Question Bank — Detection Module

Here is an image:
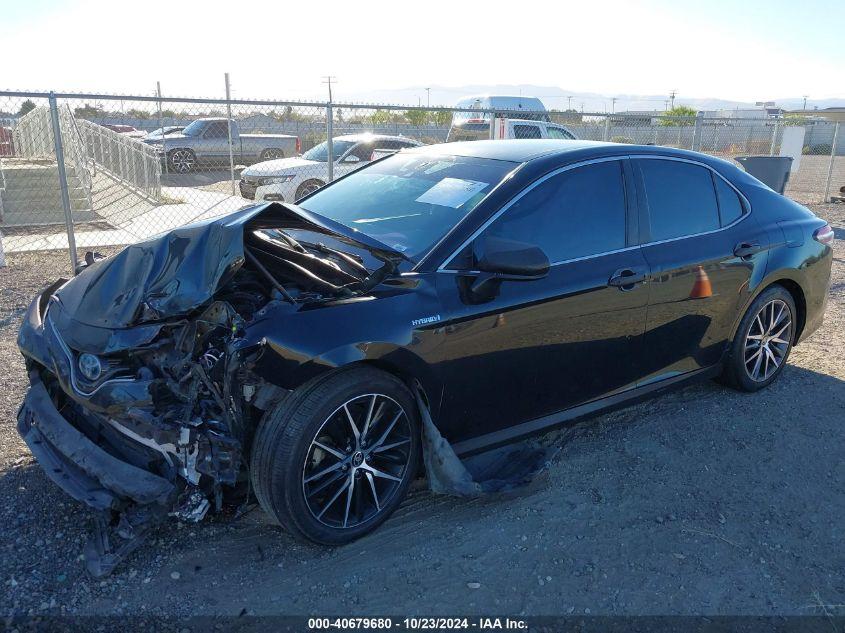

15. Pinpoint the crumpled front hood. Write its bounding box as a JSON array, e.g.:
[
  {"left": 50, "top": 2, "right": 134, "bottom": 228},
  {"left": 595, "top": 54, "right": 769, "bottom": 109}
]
[
  {"left": 51, "top": 202, "right": 406, "bottom": 331},
  {"left": 53, "top": 207, "right": 264, "bottom": 329}
]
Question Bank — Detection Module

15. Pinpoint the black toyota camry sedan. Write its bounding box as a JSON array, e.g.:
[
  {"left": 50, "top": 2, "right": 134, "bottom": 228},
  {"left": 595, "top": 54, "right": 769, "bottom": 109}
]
[{"left": 17, "top": 140, "right": 833, "bottom": 571}]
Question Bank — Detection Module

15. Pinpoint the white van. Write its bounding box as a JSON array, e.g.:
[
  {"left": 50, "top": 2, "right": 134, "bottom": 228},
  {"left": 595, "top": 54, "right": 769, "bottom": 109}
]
[
  {"left": 451, "top": 95, "right": 550, "bottom": 124},
  {"left": 447, "top": 95, "right": 575, "bottom": 142}
]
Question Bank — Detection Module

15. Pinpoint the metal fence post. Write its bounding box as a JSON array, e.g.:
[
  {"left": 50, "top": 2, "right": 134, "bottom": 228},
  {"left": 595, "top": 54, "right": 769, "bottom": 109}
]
[
  {"left": 48, "top": 93, "right": 78, "bottom": 275},
  {"left": 770, "top": 118, "right": 780, "bottom": 156},
  {"left": 224, "top": 73, "right": 237, "bottom": 196},
  {"left": 603, "top": 115, "right": 610, "bottom": 142},
  {"left": 824, "top": 122, "right": 840, "bottom": 203},
  {"left": 691, "top": 112, "right": 704, "bottom": 152},
  {"left": 157, "top": 81, "right": 168, "bottom": 176},
  {"left": 327, "top": 103, "right": 334, "bottom": 182}
]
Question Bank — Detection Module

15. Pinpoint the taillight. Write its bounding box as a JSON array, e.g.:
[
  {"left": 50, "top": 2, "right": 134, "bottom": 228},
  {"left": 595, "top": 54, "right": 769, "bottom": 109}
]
[
  {"left": 296, "top": 138, "right": 301, "bottom": 154},
  {"left": 813, "top": 224, "right": 834, "bottom": 246}
]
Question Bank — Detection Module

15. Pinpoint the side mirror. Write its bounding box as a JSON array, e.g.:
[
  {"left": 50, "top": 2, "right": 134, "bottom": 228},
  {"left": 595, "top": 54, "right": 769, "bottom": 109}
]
[
  {"left": 343, "top": 154, "right": 362, "bottom": 164},
  {"left": 474, "top": 235, "right": 550, "bottom": 278},
  {"left": 464, "top": 235, "right": 550, "bottom": 300}
]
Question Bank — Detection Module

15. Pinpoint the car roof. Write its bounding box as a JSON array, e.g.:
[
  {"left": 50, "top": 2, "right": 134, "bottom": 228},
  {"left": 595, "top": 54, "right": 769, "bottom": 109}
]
[
  {"left": 404, "top": 139, "right": 613, "bottom": 162},
  {"left": 404, "top": 139, "right": 736, "bottom": 167},
  {"left": 334, "top": 133, "right": 420, "bottom": 144}
]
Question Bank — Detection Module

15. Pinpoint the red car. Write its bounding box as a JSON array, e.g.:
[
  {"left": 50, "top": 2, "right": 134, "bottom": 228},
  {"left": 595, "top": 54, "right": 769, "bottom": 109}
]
[{"left": 0, "top": 126, "right": 14, "bottom": 156}]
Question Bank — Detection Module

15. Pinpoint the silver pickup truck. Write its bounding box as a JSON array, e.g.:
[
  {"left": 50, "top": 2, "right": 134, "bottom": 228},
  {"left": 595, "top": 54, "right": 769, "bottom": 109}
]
[{"left": 144, "top": 118, "right": 299, "bottom": 173}]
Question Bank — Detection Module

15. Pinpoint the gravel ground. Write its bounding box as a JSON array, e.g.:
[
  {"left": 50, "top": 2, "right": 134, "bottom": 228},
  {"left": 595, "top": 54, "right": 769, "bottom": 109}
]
[{"left": 1, "top": 205, "right": 843, "bottom": 618}]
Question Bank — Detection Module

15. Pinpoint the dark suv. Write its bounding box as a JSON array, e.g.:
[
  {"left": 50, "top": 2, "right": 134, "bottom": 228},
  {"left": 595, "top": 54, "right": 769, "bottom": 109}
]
[{"left": 17, "top": 140, "right": 833, "bottom": 573}]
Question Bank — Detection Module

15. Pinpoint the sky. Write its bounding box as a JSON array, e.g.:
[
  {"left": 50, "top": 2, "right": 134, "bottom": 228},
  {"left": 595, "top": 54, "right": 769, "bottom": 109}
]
[{"left": 1, "top": 0, "right": 843, "bottom": 106}]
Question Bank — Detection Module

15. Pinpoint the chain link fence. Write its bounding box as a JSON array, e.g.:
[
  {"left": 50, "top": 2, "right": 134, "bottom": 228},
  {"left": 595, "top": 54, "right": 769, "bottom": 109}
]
[{"left": 1, "top": 90, "right": 842, "bottom": 272}]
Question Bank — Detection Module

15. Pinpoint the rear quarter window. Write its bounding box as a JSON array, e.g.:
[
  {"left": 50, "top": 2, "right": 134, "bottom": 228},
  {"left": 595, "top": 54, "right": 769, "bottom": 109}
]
[{"left": 714, "top": 174, "right": 745, "bottom": 226}]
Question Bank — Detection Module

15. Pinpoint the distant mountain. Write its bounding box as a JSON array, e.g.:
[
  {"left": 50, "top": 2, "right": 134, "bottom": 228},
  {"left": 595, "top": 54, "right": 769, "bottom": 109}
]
[{"left": 340, "top": 84, "right": 844, "bottom": 113}]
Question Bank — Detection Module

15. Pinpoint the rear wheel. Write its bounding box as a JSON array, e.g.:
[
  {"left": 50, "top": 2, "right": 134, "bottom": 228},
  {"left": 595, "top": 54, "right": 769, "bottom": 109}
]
[
  {"left": 721, "top": 285, "right": 796, "bottom": 392},
  {"left": 168, "top": 148, "right": 196, "bottom": 174},
  {"left": 250, "top": 367, "right": 419, "bottom": 545},
  {"left": 260, "top": 148, "right": 285, "bottom": 160}
]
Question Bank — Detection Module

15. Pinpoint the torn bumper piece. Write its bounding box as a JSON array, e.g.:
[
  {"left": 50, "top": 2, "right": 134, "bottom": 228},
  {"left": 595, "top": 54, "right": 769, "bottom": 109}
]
[{"left": 17, "top": 374, "right": 175, "bottom": 511}]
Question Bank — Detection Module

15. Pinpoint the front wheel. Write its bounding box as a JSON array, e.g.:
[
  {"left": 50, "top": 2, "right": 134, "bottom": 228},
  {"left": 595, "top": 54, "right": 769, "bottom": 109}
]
[
  {"left": 721, "top": 285, "right": 796, "bottom": 392},
  {"left": 250, "top": 367, "right": 420, "bottom": 545},
  {"left": 295, "top": 179, "right": 324, "bottom": 200}
]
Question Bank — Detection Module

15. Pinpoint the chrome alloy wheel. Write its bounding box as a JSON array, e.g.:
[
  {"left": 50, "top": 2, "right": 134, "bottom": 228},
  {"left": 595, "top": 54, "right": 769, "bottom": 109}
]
[
  {"left": 299, "top": 181, "right": 322, "bottom": 197},
  {"left": 302, "top": 394, "right": 412, "bottom": 529},
  {"left": 169, "top": 149, "right": 195, "bottom": 173},
  {"left": 744, "top": 298, "right": 793, "bottom": 382}
]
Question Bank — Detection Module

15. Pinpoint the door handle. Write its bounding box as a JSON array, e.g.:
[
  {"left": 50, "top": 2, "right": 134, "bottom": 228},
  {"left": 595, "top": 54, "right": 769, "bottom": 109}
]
[
  {"left": 608, "top": 268, "right": 647, "bottom": 289},
  {"left": 733, "top": 242, "right": 765, "bottom": 259}
]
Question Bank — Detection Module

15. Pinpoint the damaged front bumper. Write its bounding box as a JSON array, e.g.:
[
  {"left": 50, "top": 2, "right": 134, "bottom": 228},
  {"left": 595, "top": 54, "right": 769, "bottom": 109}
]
[
  {"left": 17, "top": 371, "right": 176, "bottom": 510},
  {"left": 16, "top": 284, "right": 259, "bottom": 574}
]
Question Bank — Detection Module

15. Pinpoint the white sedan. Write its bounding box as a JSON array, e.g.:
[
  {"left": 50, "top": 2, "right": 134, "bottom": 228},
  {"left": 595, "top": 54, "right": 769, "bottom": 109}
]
[{"left": 239, "top": 133, "right": 422, "bottom": 202}]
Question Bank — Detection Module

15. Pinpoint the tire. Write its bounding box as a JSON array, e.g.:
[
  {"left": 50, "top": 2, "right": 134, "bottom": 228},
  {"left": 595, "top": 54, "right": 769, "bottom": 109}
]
[
  {"left": 295, "top": 179, "right": 324, "bottom": 200},
  {"left": 250, "top": 367, "right": 420, "bottom": 545},
  {"left": 260, "top": 148, "right": 285, "bottom": 161},
  {"left": 168, "top": 148, "right": 197, "bottom": 174},
  {"left": 720, "top": 285, "right": 796, "bottom": 392}
]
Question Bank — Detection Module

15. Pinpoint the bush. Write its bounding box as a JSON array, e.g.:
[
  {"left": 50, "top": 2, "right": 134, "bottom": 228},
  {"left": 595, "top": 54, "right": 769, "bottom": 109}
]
[
  {"left": 803, "top": 143, "right": 832, "bottom": 155},
  {"left": 611, "top": 136, "right": 635, "bottom": 144}
]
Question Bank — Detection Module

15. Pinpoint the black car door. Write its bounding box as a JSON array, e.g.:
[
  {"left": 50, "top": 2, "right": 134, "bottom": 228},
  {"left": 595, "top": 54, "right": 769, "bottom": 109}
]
[
  {"left": 434, "top": 158, "right": 651, "bottom": 445},
  {"left": 633, "top": 157, "right": 771, "bottom": 384}
]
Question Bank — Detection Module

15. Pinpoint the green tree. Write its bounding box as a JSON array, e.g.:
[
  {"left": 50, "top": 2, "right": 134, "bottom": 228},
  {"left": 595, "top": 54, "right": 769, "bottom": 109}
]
[
  {"left": 74, "top": 103, "right": 106, "bottom": 119},
  {"left": 369, "top": 109, "right": 393, "bottom": 126},
  {"left": 17, "top": 99, "right": 36, "bottom": 116},
  {"left": 782, "top": 113, "right": 808, "bottom": 126},
  {"left": 405, "top": 109, "right": 430, "bottom": 126},
  {"left": 659, "top": 105, "right": 698, "bottom": 126},
  {"left": 126, "top": 108, "right": 151, "bottom": 120},
  {"left": 431, "top": 110, "right": 452, "bottom": 126}
]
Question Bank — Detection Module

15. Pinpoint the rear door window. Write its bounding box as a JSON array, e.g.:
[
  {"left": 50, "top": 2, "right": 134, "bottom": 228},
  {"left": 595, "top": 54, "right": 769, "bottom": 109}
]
[
  {"left": 637, "top": 159, "right": 720, "bottom": 241},
  {"left": 478, "top": 160, "right": 627, "bottom": 263}
]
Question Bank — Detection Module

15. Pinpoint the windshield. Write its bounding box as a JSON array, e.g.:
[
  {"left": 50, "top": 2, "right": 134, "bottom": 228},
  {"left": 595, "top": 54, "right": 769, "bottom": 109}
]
[
  {"left": 302, "top": 140, "right": 356, "bottom": 162},
  {"left": 181, "top": 120, "right": 208, "bottom": 137},
  {"left": 298, "top": 153, "right": 516, "bottom": 260}
]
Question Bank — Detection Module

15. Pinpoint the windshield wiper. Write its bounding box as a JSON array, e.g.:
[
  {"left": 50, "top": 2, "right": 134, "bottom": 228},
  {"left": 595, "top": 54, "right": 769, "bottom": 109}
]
[{"left": 312, "top": 242, "right": 369, "bottom": 275}]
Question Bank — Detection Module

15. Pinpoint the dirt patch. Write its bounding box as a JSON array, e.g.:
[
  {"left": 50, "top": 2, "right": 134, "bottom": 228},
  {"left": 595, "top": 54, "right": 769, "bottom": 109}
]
[{"left": 1, "top": 207, "right": 843, "bottom": 617}]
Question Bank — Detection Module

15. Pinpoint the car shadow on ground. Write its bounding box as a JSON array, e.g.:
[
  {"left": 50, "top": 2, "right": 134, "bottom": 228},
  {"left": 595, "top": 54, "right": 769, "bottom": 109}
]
[
  {"left": 161, "top": 170, "right": 239, "bottom": 188},
  {"left": 2, "top": 363, "right": 843, "bottom": 616}
]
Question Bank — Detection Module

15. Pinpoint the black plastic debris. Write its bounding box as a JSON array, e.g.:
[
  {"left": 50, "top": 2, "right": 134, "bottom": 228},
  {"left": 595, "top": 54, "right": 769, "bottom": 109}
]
[{"left": 416, "top": 391, "right": 558, "bottom": 497}]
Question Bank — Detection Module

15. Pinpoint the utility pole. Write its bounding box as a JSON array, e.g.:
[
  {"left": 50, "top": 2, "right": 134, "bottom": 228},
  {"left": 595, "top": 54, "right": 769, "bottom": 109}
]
[
  {"left": 669, "top": 90, "right": 676, "bottom": 110},
  {"left": 426, "top": 87, "right": 430, "bottom": 107},
  {"left": 322, "top": 76, "right": 336, "bottom": 182},
  {"left": 567, "top": 95, "right": 573, "bottom": 111},
  {"left": 611, "top": 97, "right": 618, "bottom": 114},
  {"left": 802, "top": 95, "right": 809, "bottom": 110},
  {"left": 664, "top": 100, "right": 669, "bottom": 111},
  {"left": 224, "top": 73, "right": 236, "bottom": 196},
  {"left": 322, "top": 75, "right": 335, "bottom": 103}
]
